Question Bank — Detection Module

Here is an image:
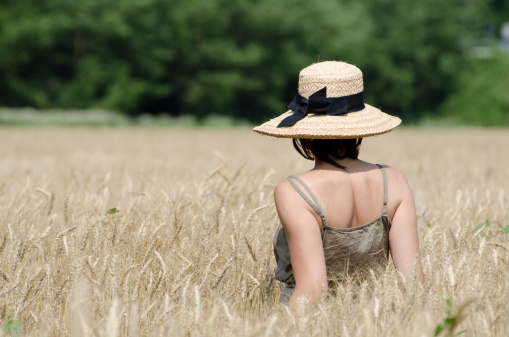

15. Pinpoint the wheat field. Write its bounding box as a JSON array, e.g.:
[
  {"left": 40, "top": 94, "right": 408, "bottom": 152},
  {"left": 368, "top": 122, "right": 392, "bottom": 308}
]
[{"left": 0, "top": 127, "right": 508, "bottom": 337}]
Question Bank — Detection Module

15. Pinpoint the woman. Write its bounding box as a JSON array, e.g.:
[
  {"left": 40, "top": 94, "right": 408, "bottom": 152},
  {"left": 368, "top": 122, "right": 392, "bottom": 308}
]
[{"left": 253, "top": 61, "right": 423, "bottom": 308}]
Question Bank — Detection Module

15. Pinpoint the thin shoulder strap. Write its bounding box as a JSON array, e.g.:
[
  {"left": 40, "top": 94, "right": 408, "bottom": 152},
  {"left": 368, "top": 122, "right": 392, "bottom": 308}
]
[
  {"left": 287, "top": 175, "right": 328, "bottom": 227},
  {"left": 376, "top": 164, "right": 388, "bottom": 215}
]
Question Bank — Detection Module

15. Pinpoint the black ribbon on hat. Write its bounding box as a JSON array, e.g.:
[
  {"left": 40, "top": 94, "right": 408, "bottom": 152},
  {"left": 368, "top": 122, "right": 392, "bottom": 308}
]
[{"left": 277, "top": 87, "right": 365, "bottom": 127}]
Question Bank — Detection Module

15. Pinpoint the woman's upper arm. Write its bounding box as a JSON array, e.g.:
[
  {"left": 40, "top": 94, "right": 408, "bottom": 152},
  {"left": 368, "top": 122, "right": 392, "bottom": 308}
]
[
  {"left": 274, "top": 181, "right": 328, "bottom": 300},
  {"left": 388, "top": 169, "right": 424, "bottom": 281}
]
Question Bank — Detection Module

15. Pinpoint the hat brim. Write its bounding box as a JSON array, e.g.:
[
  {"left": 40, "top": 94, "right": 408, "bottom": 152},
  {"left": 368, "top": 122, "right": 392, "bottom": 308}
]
[{"left": 253, "top": 104, "right": 401, "bottom": 139}]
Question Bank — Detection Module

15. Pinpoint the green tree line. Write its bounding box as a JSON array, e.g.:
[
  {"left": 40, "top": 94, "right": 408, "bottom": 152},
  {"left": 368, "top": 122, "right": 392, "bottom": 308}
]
[{"left": 0, "top": 0, "right": 507, "bottom": 124}]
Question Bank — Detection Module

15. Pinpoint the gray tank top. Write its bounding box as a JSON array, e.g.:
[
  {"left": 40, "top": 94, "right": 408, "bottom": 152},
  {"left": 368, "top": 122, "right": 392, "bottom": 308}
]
[{"left": 273, "top": 164, "right": 392, "bottom": 290}]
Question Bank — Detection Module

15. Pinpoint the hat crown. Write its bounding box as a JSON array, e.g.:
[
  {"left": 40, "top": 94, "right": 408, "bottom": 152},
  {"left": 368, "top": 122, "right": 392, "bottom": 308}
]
[
  {"left": 252, "top": 60, "right": 401, "bottom": 139},
  {"left": 298, "top": 61, "right": 364, "bottom": 98}
]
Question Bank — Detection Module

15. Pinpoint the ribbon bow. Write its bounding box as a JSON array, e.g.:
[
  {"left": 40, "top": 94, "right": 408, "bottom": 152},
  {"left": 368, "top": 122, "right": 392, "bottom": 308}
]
[{"left": 277, "top": 87, "right": 365, "bottom": 127}]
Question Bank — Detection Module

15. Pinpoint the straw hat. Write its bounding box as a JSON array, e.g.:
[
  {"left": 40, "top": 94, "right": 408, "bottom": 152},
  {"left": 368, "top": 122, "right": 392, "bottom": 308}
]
[{"left": 253, "top": 61, "right": 401, "bottom": 139}]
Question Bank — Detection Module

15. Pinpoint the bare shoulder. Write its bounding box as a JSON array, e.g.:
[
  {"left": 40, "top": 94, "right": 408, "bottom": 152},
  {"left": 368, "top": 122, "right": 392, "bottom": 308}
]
[
  {"left": 378, "top": 165, "right": 414, "bottom": 212},
  {"left": 380, "top": 165, "right": 411, "bottom": 188},
  {"left": 379, "top": 164, "right": 403, "bottom": 177},
  {"left": 274, "top": 175, "right": 316, "bottom": 211},
  {"left": 274, "top": 178, "right": 294, "bottom": 201},
  {"left": 273, "top": 177, "right": 306, "bottom": 208},
  {"left": 274, "top": 177, "right": 291, "bottom": 192}
]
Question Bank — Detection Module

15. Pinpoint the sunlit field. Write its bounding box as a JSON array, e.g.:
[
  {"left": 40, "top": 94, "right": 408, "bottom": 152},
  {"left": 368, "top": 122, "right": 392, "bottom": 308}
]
[{"left": 0, "top": 127, "right": 508, "bottom": 336}]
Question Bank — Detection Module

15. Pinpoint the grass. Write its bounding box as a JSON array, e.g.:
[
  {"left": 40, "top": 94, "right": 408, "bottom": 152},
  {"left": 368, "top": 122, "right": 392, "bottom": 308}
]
[
  {"left": 0, "top": 108, "right": 251, "bottom": 128},
  {"left": 0, "top": 127, "right": 508, "bottom": 336}
]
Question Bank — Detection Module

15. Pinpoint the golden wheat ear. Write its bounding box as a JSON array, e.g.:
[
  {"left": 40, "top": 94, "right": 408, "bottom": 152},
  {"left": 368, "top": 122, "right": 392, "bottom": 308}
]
[{"left": 1, "top": 128, "right": 506, "bottom": 336}]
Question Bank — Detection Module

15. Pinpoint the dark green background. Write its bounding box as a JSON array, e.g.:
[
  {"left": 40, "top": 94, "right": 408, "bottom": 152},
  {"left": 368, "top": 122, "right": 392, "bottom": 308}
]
[{"left": 1, "top": 0, "right": 508, "bottom": 125}]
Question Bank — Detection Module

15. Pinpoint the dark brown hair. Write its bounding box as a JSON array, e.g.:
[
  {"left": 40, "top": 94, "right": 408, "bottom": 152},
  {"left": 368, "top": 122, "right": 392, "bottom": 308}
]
[{"left": 292, "top": 138, "right": 362, "bottom": 170}]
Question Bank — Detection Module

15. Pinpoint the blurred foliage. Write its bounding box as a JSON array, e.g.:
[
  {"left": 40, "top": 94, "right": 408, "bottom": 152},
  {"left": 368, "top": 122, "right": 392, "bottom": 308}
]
[
  {"left": 0, "top": 0, "right": 506, "bottom": 124},
  {"left": 443, "top": 52, "right": 509, "bottom": 126}
]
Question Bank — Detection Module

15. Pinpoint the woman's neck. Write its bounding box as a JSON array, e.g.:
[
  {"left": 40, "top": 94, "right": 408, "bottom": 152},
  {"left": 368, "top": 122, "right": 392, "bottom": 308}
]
[{"left": 313, "top": 157, "right": 367, "bottom": 171}]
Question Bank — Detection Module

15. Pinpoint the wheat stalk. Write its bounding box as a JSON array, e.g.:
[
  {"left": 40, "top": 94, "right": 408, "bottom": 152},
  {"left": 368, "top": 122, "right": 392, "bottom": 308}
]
[{"left": 2, "top": 128, "right": 508, "bottom": 336}]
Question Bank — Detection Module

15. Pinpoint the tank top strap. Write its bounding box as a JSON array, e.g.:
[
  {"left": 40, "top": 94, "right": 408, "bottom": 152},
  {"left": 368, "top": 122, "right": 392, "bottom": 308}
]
[
  {"left": 287, "top": 175, "right": 329, "bottom": 227},
  {"left": 375, "top": 164, "right": 388, "bottom": 215}
]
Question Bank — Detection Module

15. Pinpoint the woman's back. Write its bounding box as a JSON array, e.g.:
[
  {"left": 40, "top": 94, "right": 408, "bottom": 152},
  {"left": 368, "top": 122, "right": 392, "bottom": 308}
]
[
  {"left": 287, "top": 159, "right": 397, "bottom": 230},
  {"left": 273, "top": 160, "right": 396, "bottom": 295}
]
